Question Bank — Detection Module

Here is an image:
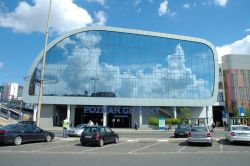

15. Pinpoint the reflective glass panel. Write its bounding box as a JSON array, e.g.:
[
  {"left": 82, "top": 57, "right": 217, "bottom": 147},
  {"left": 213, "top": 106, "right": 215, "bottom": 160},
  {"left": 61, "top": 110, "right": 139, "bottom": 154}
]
[{"left": 29, "top": 30, "right": 215, "bottom": 99}]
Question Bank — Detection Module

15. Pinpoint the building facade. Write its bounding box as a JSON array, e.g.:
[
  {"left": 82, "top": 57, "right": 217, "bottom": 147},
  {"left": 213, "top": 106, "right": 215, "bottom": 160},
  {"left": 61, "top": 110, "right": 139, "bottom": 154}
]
[
  {"left": 222, "top": 54, "right": 250, "bottom": 115},
  {"left": 1, "top": 82, "right": 19, "bottom": 101},
  {"left": 23, "top": 26, "right": 218, "bottom": 128}
]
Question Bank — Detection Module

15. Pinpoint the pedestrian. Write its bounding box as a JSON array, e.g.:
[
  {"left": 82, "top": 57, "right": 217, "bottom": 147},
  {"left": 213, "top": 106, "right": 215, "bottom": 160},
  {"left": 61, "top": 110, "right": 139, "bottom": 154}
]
[
  {"left": 88, "top": 120, "right": 94, "bottom": 126},
  {"left": 70, "top": 121, "right": 74, "bottom": 128},
  {"left": 62, "top": 118, "right": 70, "bottom": 138},
  {"left": 212, "top": 122, "right": 215, "bottom": 129},
  {"left": 134, "top": 121, "right": 138, "bottom": 130}
]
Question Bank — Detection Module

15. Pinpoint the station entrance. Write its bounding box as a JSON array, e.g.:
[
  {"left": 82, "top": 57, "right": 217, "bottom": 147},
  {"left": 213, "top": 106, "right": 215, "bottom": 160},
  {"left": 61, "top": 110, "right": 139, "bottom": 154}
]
[{"left": 74, "top": 106, "right": 131, "bottom": 128}]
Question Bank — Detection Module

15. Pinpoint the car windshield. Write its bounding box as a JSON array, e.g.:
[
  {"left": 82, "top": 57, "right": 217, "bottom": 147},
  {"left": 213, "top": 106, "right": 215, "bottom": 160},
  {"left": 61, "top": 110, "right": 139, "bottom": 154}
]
[
  {"left": 178, "top": 125, "right": 189, "bottom": 129},
  {"left": 84, "top": 127, "right": 99, "bottom": 133},
  {"left": 232, "top": 126, "right": 250, "bottom": 131},
  {"left": 76, "top": 124, "right": 86, "bottom": 128},
  {"left": 191, "top": 127, "right": 208, "bottom": 132}
]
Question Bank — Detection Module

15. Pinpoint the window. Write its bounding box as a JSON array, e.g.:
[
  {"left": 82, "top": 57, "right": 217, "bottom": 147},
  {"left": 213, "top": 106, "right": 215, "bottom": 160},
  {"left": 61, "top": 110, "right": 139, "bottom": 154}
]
[
  {"left": 218, "top": 82, "right": 223, "bottom": 89},
  {"left": 30, "top": 30, "right": 215, "bottom": 100},
  {"left": 105, "top": 127, "right": 112, "bottom": 134}
]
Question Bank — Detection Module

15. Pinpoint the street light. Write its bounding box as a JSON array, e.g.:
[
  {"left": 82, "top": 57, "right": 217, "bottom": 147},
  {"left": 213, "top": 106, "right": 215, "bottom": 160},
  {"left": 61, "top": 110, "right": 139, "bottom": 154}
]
[
  {"left": 36, "top": 0, "right": 52, "bottom": 126},
  {"left": 91, "top": 77, "right": 99, "bottom": 96}
]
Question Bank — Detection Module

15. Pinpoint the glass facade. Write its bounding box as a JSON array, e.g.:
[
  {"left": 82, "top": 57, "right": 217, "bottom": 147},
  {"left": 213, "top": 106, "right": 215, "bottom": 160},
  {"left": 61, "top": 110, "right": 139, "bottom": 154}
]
[
  {"left": 29, "top": 30, "right": 215, "bottom": 99},
  {"left": 224, "top": 69, "right": 250, "bottom": 112}
]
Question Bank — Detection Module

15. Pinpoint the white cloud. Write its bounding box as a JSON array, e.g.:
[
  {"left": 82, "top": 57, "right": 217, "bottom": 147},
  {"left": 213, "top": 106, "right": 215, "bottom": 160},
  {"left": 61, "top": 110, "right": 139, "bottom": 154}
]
[
  {"left": 95, "top": 11, "right": 107, "bottom": 26},
  {"left": 134, "top": 0, "right": 142, "bottom": 7},
  {"left": 214, "top": 0, "right": 228, "bottom": 7},
  {"left": 183, "top": 4, "right": 190, "bottom": 9},
  {"left": 148, "top": 0, "right": 154, "bottom": 4},
  {"left": 0, "top": 0, "right": 101, "bottom": 34},
  {"left": 245, "top": 29, "right": 250, "bottom": 32},
  {"left": 56, "top": 35, "right": 209, "bottom": 98},
  {"left": 86, "top": 0, "right": 106, "bottom": 6},
  {"left": 216, "top": 35, "right": 250, "bottom": 62},
  {"left": 0, "top": 62, "right": 4, "bottom": 69},
  {"left": 158, "top": 0, "right": 168, "bottom": 16},
  {"left": 158, "top": 0, "right": 175, "bottom": 17}
]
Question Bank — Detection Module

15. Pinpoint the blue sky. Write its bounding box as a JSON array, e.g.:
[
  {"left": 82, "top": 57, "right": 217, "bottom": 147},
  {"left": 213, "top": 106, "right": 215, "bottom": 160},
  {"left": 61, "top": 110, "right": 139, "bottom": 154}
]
[{"left": 0, "top": 0, "right": 250, "bottom": 85}]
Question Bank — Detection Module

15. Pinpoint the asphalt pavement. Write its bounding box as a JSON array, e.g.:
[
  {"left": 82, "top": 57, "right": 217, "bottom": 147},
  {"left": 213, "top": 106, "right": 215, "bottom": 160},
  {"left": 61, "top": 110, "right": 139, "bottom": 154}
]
[
  {"left": 50, "top": 127, "right": 225, "bottom": 142},
  {"left": 0, "top": 137, "right": 249, "bottom": 166}
]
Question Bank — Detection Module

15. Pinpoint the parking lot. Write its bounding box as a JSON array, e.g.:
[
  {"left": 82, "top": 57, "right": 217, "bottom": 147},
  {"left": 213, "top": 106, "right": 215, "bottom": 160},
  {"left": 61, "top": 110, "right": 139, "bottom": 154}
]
[{"left": 0, "top": 138, "right": 249, "bottom": 155}]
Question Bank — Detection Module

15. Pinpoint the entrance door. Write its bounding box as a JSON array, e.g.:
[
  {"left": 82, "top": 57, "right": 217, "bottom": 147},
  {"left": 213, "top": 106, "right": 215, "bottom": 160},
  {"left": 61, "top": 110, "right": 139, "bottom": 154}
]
[
  {"left": 75, "top": 106, "right": 103, "bottom": 126},
  {"left": 108, "top": 114, "right": 131, "bottom": 128}
]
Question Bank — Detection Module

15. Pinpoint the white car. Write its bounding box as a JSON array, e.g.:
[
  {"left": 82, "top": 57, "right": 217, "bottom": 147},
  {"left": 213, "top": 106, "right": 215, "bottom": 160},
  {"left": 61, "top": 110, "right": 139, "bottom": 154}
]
[
  {"left": 68, "top": 124, "right": 87, "bottom": 137},
  {"left": 225, "top": 125, "right": 250, "bottom": 144},
  {"left": 187, "top": 126, "right": 213, "bottom": 146}
]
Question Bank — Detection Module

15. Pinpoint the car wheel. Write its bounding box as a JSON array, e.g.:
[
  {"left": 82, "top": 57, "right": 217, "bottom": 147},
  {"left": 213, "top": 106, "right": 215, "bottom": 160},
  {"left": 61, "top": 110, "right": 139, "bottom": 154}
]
[
  {"left": 81, "top": 142, "right": 86, "bottom": 146},
  {"left": 99, "top": 139, "right": 104, "bottom": 147},
  {"left": 45, "top": 134, "right": 52, "bottom": 142},
  {"left": 187, "top": 142, "right": 192, "bottom": 146},
  {"left": 14, "top": 136, "right": 23, "bottom": 146},
  {"left": 227, "top": 137, "right": 231, "bottom": 144},
  {"left": 114, "top": 137, "right": 119, "bottom": 143},
  {"left": 208, "top": 143, "right": 212, "bottom": 147}
]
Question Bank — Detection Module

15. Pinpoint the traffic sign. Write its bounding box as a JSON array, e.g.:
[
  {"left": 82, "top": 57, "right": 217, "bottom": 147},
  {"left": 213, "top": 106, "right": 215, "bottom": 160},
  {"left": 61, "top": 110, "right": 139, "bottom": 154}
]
[{"left": 239, "top": 106, "right": 245, "bottom": 116}]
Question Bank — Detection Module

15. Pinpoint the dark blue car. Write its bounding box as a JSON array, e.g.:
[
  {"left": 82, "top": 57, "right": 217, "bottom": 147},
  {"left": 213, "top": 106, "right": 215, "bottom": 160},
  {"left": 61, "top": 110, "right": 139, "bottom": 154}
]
[
  {"left": 174, "top": 125, "right": 191, "bottom": 138},
  {"left": 0, "top": 124, "right": 55, "bottom": 145}
]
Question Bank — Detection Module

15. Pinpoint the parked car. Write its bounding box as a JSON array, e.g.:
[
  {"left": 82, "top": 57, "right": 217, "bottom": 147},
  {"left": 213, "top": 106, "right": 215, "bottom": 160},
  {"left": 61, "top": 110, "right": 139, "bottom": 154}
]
[
  {"left": 68, "top": 124, "right": 88, "bottom": 137},
  {"left": 80, "top": 126, "right": 119, "bottom": 147},
  {"left": 0, "top": 124, "right": 55, "bottom": 145},
  {"left": 174, "top": 125, "right": 191, "bottom": 138},
  {"left": 187, "top": 126, "right": 213, "bottom": 146},
  {"left": 225, "top": 125, "right": 250, "bottom": 144}
]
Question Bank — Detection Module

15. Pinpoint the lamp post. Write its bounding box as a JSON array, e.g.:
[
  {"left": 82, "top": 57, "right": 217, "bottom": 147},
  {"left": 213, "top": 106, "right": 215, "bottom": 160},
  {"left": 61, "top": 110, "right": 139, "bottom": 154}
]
[
  {"left": 91, "top": 77, "right": 99, "bottom": 96},
  {"left": 36, "top": 0, "right": 52, "bottom": 126}
]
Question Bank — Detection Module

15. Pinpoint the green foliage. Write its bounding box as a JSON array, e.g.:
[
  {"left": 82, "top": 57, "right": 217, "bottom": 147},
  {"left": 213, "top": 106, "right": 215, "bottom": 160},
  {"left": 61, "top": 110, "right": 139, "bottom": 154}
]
[
  {"left": 232, "top": 101, "right": 239, "bottom": 117},
  {"left": 149, "top": 116, "right": 159, "bottom": 126},
  {"left": 245, "top": 108, "right": 250, "bottom": 117},
  {"left": 166, "top": 118, "right": 182, "bottom": 125},
  {"left": 179, "top": 107, "right": 191, "bottom": 120}
]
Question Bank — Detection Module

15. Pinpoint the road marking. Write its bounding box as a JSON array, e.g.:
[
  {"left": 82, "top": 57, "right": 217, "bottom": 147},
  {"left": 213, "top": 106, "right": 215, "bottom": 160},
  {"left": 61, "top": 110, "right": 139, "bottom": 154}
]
[
  {"left": 127, "top": 142, "right": 163, "bottom": 154},
  {"left": 177, "top": 146, "right": 187, "bottom": 153},
  {"left": 220, "top": 136, "right": 223, "bottom": 153},
  {"left": 31, "top": 144, "right": 73, "bottom": 152},
  {"left": 80, "top": 142, "right": 127, "bottom": 153}
]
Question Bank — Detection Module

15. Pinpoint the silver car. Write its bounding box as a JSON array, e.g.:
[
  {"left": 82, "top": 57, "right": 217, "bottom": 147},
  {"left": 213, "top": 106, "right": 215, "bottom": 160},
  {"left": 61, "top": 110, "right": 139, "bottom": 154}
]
[
  {"left": 187, "top": 126, "right": 213, "bottom": 146},
  {"left": 225, "top": 125, "right": 250, "bottom": 144},
  {"left": 68, "top": 124, "right": 87, "bottom": 137}
]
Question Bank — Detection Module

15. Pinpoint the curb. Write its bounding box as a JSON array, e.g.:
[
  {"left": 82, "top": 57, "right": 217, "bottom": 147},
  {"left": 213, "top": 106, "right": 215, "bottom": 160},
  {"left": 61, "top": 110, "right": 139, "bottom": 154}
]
[{"left": 54, "top": 137, "right": 222, "bottom": 143}]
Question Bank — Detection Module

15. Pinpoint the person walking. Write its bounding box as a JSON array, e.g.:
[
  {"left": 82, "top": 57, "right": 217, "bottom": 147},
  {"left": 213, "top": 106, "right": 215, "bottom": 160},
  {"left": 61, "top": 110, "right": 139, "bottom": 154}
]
[
  {"left": 63, "top": 118, "right": 70, "bottom": 138},
  {"left": 134, "top": 121, "right": 138, "bottom": 130},
  {"left": 88, "top": 120, "right": 94, "bottom": 126}
]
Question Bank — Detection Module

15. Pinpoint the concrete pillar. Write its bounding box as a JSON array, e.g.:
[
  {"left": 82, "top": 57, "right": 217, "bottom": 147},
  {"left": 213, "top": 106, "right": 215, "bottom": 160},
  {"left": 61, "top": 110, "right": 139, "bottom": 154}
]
[
  {"left": 103, "top": 111, "right": 107, "bottom": 126},
  {"left": 173, "top": 107, "right": 177, "bottom": 119},
  {"left": 33, "top": 104, "right": 37, "bottom": 122},
  {"left": 206, "top": 106, "right": 209, "bottom": 125},
  {"left": 139, "top": 108, "right": 142, "bottom": 127},
  {"left": 67, "top": 104, "right": 70, "bottom": 121},
  {"left": 70, "top": 105, "right": 75, "bottom": 125}
]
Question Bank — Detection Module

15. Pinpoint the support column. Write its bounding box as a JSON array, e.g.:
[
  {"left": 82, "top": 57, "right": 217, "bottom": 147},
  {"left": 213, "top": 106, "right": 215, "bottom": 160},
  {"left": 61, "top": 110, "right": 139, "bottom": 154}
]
[
  {"left": 103, "top": 111, "right": 107, "bottom": 127},
  {"left": 67, "top": 104, "right": 70, "bottom": 121},
  {"left": 206, "top": 106, "right": 209, "bottom": 125},
  {"left": 139, "top": 108, "right": 142, "bottom": 127},
  {"left": 173, "top": 107, "right": 177, "bottom": 119},
  {"left": 70, "top": 105, "right": 76, "bottom": 126},
  {"left": 33, "top": 104, "right": 37, "bottom": 122}
]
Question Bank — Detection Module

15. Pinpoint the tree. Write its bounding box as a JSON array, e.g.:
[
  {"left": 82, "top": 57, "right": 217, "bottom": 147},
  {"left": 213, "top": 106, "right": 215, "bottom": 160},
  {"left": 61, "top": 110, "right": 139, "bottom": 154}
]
[
  {"left": 232, "top": 101, "right": 239, "bottom": 117},
  {"left": 178, "top": 107, "right": 191, "bottom": 120}
]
